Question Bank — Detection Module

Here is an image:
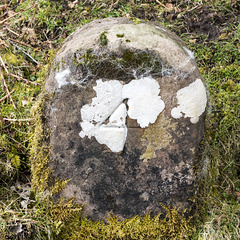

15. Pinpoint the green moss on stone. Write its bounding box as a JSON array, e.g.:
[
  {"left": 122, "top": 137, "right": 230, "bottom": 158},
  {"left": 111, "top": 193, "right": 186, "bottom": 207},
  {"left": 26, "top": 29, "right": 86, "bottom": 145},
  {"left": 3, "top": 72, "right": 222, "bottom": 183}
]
[
  {"left": 99, "top": 31, "right": 108, "bottom": 47},
  {"left": 57, "top": 204, "right": 193, "bottom": 239},
  {"left": 29, "top": 61, "right": 68, "bottom": 196},
  {"left": 116, "top": 33, "right": 124, "bottom": 38}
]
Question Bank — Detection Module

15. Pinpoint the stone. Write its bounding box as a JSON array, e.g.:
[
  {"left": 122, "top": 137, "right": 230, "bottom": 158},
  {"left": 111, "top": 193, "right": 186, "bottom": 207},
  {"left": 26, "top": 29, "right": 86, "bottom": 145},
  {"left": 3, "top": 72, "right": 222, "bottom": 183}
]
[{"left": 42, "top": 18, "right": 207, "bottom": 221}]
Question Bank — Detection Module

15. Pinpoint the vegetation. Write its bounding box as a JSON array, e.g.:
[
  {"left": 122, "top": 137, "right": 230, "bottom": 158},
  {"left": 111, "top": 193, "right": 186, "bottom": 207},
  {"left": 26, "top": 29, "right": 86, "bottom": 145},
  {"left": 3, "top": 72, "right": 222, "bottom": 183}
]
[{"left": 0, "top": 0, "right": 239, "bottom": 239}]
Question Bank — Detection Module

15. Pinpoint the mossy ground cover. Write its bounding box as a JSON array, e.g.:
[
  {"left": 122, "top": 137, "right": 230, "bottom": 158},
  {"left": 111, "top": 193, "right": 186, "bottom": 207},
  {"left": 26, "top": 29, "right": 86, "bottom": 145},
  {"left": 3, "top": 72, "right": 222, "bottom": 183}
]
[{"left": 0, "top": 0, "right": 239, "bottom": 239}]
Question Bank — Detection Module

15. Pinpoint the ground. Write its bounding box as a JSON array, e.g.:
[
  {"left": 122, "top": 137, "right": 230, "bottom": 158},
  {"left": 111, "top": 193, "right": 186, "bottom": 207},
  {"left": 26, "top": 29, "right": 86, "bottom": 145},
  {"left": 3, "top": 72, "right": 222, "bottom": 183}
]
[{"left": 0, "top": 0, "right": 239, "bottom": 239}]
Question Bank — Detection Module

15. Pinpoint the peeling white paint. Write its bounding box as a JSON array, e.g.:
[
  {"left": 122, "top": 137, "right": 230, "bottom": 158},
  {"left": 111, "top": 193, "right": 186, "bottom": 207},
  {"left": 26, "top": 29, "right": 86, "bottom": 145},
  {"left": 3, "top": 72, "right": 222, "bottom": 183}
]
[
  {"left": 94, "top": 103, "right": 128, "bottom": 152},
  {"left": 55, "top": 68, "right": 71, "bottom": 88},
  {"left": 95, "top": 125, "right": 127, "bottom": 153},
  {"left": 79, "top": 77, "right": 164, "bottom": 152},
  {"left": 122, "top": 77, "right": 165, "bottom": 128},
  {"left": 79, "top": 79, "right": 126, "bottom": 152},
  {"left": 80, "top": 79, "right": 123, "bottom": 125},
  {"left": 171, "top": 79, "right": 207, "bottom": 124},
  {"left": 109, "top": 103, "right": 127, "bottom": 127}
]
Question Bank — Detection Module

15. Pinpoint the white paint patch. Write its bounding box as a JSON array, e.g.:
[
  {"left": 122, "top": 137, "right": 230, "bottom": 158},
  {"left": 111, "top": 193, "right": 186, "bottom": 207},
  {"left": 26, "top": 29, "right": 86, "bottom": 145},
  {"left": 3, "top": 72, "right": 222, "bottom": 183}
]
[
  {"left": 79, "top": 77, "right": 165, "bottom": 152},
  {"left": 122, "top": 77, "right": 165, "bottom": 128},
  {"left": 95, "top": 125, "right": 127, "bottom": 153},
  {"left": 55, "top": 68, "right": 71, "bottom": 88},
  {"left": 79, "top": 79, "right": 126, "bottom": 152},
  {"left": 109, "top": 103, "right": 127, "bottom": 127},
  {"left": 94, "top": 103, "right": 128, "bottom": 152},
  {"left": 171, "top": 79, "right": 207, "bottom": 124},
  {"left": 183, "top": 46, "right": 195, "bottom": 59},
  {"left": 80, "top": 79, "right": 123, "bottom": 126}
]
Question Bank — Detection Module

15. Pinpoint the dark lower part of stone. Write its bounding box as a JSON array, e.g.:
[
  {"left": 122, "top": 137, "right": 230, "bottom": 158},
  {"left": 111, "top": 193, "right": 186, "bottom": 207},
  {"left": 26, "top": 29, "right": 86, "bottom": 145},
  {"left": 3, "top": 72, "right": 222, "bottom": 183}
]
[
  {"left": 51, "top": 136, "right": 197, "bottom": 220},
  {"left": 48, "top": 106, "right": 201, "bottom": 221}
]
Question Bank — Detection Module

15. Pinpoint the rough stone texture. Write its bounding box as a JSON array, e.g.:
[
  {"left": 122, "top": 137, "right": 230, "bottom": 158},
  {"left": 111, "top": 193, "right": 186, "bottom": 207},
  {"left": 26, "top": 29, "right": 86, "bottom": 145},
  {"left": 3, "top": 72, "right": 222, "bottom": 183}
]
[{"left": 43, "top": 18, "right": 207, "bottom": 221}]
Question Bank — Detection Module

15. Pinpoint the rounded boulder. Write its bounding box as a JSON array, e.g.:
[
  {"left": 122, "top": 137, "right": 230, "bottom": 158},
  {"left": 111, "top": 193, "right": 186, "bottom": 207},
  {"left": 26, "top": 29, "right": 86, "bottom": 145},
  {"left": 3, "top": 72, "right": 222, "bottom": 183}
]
[{"left": 42, "top": 18, "right": 207, "bottom": 220}]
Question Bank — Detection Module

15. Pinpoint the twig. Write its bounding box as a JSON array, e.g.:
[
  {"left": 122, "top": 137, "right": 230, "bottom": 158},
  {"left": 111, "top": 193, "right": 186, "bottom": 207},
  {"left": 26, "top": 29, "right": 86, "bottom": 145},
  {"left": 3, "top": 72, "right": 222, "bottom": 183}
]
[
  {"left": 5, "top": 27, "right": 20, "bottom": 37},
  {"left": 0, "top": 89, "right": 14, "bottom": 102},
  {"left": 3, "top": 118, "right": 33, "bottom": 122},
  {"left": 187, "top": 5, "right": 200, "bottom": 12},
  {"left": 20, "top": 4, "right": 38, "bottom": 41},
  {"left": 9, "top": 38, "right": 38, "bottom": 49},
  {"left": 0, "top": 39, "right": 9, "bottom": 47},
  {"left": 0, "top": 5, "right": 32, "bottom": 25},
  {"left": 224, "top": 174, "right": 235, "bottom": 191},
  {"left": 0, "top": 12, "right": 21, "bottom": 25},
  {"left": 8, "top": 40, "right": 39, "bottom": 65},
  {"left": 0, "top": 0, "right": 23, "bottom": 19},
  {"left": 156, "top": 0, "right": 166, "bottom": 8},
  {"left": 0, "top": 70, "right": 16, "bottom": 108},
  {"left": 9, "top": 73, "right": 40, "bottom": 86},
  {"left": 0, "top": 54, "right": 9, "bottom": 74},
  {"left": 108, "top": 0, "right": 119, "bottom": 12},
  {"left": 0, "top": 59, "right": 16, "bottom": 109}
]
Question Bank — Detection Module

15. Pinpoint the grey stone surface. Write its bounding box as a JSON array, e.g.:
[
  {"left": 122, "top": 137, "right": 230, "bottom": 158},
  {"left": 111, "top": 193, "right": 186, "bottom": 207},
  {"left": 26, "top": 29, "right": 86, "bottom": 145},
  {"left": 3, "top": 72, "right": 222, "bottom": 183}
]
[{"left": 43, "top": 18, "right": 207, "bottom": 220}]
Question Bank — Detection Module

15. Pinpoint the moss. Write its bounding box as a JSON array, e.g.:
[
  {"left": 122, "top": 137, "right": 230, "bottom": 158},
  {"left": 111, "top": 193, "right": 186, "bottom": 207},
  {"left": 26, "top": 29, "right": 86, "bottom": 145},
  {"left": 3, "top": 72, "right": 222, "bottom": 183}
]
[
  {"left": 29, "top": 95, "right": 51, "bottom": 193},
  {"left": 74, "top": 47, "right": 172, "bottom": 83},
  {"left": 140, "top": 112, "right": 176, "bottom": 162},
  {"left": 129, "top": 17, "right": 143, "bottom": 25},
  {"left": 99, "top": 31, "right": 108, "bottom": 47},
  {"left": 2, "top": 53, "right": 21, "bottom": 66},
  {"left": 116, "top": 33, "right": 124, "bottom": 38},
  {"left": 29, "top": 95, "right": 70, "bottom": 197},
  {"left": 58, "top": 206, "right": 193, "bottom": 240},
  {"left": 28, "top": 58, "right": 68, "bottom": 196}
]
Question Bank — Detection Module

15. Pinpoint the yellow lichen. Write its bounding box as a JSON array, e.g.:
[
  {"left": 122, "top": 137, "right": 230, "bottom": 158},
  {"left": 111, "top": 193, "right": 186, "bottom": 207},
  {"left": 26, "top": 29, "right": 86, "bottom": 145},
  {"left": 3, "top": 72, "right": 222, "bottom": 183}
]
[{"left": 140, "top": 111, "right": 176, "bottom": 162}]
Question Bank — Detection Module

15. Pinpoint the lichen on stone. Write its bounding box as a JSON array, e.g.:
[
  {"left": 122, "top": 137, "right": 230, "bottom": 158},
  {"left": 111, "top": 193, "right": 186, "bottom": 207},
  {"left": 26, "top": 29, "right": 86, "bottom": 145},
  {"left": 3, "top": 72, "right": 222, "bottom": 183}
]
[
  {"left": 55, "top": 68, "right": 71, "bottom": 88},
  {"left": 79, "top": 79, "right": 126, "bottom": 152},
  {"left": 140, "top": 112, "right": 176, "bottom": 162}
]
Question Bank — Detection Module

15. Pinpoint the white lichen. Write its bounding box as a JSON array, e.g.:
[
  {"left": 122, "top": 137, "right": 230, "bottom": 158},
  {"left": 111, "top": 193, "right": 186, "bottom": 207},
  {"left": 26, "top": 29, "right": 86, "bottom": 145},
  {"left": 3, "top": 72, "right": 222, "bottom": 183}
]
[
  {"left": 183, "top": 46, "right": 195, "bottom": 59},
  {"left": 122, "top": 77, "right": 165, "bottom": 128},
  {"left": 171, "top": 78, "right": 207, "bottom": 123},
  {"left": 55, "top": 68, "right": 71, "bottom": 88},
  {"left": 79, "top": 77, "right": 165, "bottom": 152}
]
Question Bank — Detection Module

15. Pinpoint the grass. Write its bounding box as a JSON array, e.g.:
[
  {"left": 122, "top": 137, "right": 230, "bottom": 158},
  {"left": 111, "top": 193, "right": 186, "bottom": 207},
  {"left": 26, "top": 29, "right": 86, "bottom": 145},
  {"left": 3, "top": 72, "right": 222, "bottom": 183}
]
[{"left": 0, "top": 0, "right": 239, "bottom": 239}]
